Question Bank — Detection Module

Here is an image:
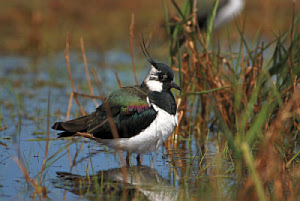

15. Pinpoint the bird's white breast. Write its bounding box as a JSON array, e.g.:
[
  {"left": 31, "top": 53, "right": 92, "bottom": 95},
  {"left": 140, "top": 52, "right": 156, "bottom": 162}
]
[{"left": 101, "top": 104, "right": 177, "bottom": 154}]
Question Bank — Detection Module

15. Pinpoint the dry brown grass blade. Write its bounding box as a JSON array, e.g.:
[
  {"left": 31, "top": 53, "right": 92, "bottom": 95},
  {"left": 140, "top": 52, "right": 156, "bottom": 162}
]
[
  {"left": 165, "top": 98, "right": 182, "bottom": 150},
  {"left": 74, "top": 132, "right": 101, "bottom": 142},
  {"left": 66, "top": 92, "right": 73, "bottom": 121},
  {"left": 91, "top": 69, "right": 105, "bottom": 96},
  {"left": 62, "top": 35, "right": 129, "bottom": 192},
  {"left": 91, "top": 68, "right": 127, "bottom": 178},
  {"left": 12, "top": 156, "right": 47, "bottom": 199},
  {"left": 64, "top": 35, "right": 83, "bottom": 167},
  {"left": 92, "top": 77, "right": 129, "bottom": 198},
  {"left": 12, "top": 156, "right": 36, "bottom": 187},
  {"left": 64, "top": 34, "right": 86, "bottom": 116},
  {"left": 73, "top": 90, "right": 86, "bottom": 116},
  {"left": 129, "top": 13, "right": 138, "bottom": 85},
  {"left": 73, "top": 91, "right": 105, "bottom": 100},
  {"left": 0, "top": 142, "right": 7, "bottom": 148},
  {"left": 180, "top": 53, "right": 189, "bottom": 125},
  {"left": 91, "top": 70, "right": 123, "bottom": 153},
  {"left": 80, "top": 37, "right": 98, "bottom": 107},
  {"left": 0, "top": 126, "right": 8, "bottom": 132},
  {"left": 115, "top": 72, "right": 123, "bottom": 88},
  {"left": 65, "top": 33, "right": 75, "bottom": 92}
]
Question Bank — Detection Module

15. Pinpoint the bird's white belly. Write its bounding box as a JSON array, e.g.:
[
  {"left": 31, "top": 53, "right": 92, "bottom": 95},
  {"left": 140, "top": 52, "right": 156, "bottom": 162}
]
[{"left": 101, "top": 105, "right": 177, "bottom": 154}]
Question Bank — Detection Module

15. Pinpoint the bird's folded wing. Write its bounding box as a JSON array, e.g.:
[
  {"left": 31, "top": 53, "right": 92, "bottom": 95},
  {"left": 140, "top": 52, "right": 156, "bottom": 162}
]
[{"left": 89, "top": 86, "right": 157, "bottom": 139}]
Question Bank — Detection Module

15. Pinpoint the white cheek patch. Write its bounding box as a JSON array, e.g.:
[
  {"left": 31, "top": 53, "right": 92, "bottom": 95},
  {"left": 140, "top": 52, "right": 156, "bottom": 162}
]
[
  {"left": 146, "top": 80, "right": 163, "bottom": 92},
  {"left": 144, "top": 65, "right": 163, "bottom": 92}
]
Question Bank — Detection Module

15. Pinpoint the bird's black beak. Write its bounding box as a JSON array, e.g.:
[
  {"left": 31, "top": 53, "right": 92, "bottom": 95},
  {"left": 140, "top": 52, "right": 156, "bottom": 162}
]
[{"left": 170, "top": 81, "right": 181, "bottom": 90}]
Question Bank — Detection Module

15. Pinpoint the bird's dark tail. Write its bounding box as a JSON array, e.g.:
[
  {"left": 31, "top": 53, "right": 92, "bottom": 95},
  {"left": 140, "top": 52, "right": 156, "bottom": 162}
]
[{"left": 52, "top": 115, "right": 91, "bottom": 138}]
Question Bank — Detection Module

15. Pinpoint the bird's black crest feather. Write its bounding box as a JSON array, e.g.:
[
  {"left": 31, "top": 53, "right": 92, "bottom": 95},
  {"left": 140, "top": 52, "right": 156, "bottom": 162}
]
[{"left": 140, "top": 36, "right": 156, "bottom": 66}]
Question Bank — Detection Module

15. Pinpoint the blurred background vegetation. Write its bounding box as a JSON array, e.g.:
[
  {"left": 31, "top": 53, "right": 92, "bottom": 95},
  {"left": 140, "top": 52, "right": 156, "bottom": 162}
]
[{"left": 0, "top": 0, "right": 298, "bottom": 56}]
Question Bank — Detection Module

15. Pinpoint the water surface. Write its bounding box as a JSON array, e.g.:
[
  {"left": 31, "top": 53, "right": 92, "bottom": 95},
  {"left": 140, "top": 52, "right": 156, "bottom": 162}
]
[{"left": 0, "top": 52, "right": 234, "bottom": 200}]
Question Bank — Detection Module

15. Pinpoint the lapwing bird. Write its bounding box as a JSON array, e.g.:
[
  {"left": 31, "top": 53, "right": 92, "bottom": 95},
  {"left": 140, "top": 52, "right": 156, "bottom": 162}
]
[
  {"left": 52, "top": 46, "right": 180, "bottom": 164},
  {"left": 197, "top": 0, "right": 245, "bottom": 30},
  {"left": 169, "top": 0, "right": 244, "bottom": 31},
  {"left": 168, "top": 0, "right": 244, "bottom": 53}
]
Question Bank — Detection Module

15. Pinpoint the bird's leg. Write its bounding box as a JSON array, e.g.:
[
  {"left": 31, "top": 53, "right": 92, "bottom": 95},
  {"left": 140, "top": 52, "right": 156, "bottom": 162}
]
[
  {"left": 136, "top": 154, "right": 142, "bottom": 166},
  {"left": 126, "top": 152, "right": 131, "bottom": 166}
]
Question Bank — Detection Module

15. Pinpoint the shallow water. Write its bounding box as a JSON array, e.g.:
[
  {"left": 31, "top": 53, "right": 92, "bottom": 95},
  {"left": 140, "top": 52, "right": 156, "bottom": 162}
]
[{"left": 0, "top": 52, "right": 235, "bottom": 200}]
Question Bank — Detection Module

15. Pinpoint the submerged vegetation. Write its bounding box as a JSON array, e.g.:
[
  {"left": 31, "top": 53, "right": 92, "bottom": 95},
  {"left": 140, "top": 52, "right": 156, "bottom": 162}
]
[{"left": 0, "top": 0, "right": 299, "bottom": 200}]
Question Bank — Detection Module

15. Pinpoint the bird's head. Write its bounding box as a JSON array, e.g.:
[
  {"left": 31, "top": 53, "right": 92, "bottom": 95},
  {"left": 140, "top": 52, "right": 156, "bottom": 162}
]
[
  {"left": 140, "top": 39, "right": 180, "bottom": 92},
  {"left": 142, "top": 60, "right": 181, "bottom": 92}
]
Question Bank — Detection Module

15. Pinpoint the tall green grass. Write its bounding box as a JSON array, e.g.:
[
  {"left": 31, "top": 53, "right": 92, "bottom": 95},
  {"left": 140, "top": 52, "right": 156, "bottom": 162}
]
[{"left": 164, "top": 0, "right": 300, "bottom": 200}]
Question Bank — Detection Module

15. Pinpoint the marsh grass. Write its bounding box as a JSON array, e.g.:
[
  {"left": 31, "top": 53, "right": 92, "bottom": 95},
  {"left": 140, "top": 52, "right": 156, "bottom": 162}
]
[
  {"left": 11, "top": 92, "right": 51, "bottom": 199},
  {"left": 8, "top": 0, "right": 300, "bottom": 200},
  {"left": 52, "top": 2, "right": 300, "bottom": 196},
  {"left": 163, "top": 0, "right": 300, "bottom": 200}
]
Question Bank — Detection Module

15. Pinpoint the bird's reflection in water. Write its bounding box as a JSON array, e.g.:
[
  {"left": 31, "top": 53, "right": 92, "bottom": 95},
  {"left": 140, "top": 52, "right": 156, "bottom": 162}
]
[{"left": 53, "top": 165, "right": 178, "bottom": 201}]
